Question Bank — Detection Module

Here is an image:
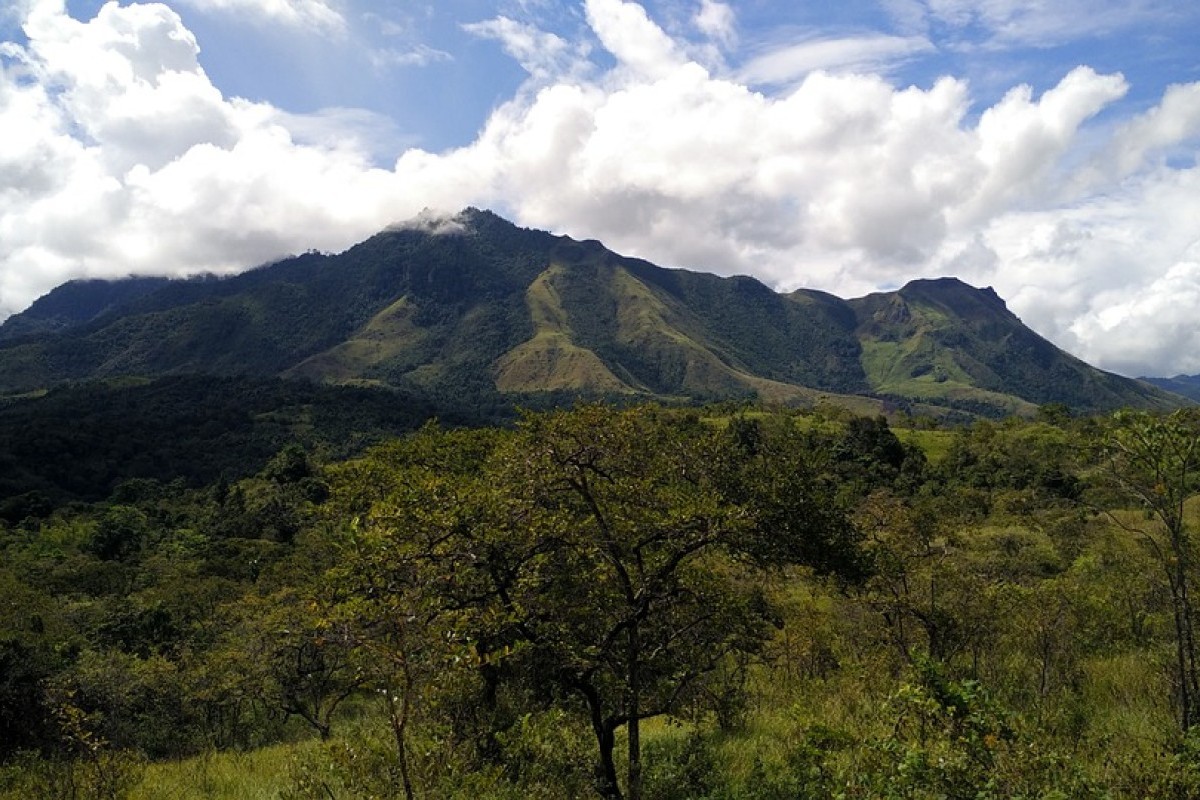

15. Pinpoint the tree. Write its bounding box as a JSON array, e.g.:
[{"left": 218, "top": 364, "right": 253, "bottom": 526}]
[
  {"left": 326, "top": 424, "right": 507, "bottom": 800},
  {"left": 335, "top": 406, "right": 864, "bottom": 799},
  {"left": 1095, "top": 409, "right": 1200, "bottom": 729},
  {"left": 488, "top": 405, "right": 773, "bottom": 800},
  {"left": 224, "top": 589, "right": 363, "bottom": 741}
]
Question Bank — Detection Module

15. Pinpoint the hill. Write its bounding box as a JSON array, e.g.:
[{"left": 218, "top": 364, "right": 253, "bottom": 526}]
[
  {"left": 1142, "top": 374, "right": 1200, "bottom": 403},
  {"left": 0, "top": 375, "right": 459, "bottom": 510},
  {"left": 0, "top": 209, "right": 1181, "bottom": 417}
]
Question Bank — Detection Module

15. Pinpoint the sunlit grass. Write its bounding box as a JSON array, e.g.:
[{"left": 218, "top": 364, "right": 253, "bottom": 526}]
[
  {"left": 894, "top": 426, "right": 955, "bottom": 462},
  {"left": 132, "top": 741, "right": 312, "bottom": 800}
]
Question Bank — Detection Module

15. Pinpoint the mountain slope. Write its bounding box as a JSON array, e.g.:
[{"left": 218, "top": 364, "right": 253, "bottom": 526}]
[
  {"left": 0, "top": 209, "right": 1181, "bottom": 416},
  {"left": 1141, "top": 374, "right": 1200, "bottom": 403},
  {"left": 0, "top": 276, "right": 171, "bottom": 342},
  {"left": 850, "top": 278, "right": 1173, "bottom": 415}
]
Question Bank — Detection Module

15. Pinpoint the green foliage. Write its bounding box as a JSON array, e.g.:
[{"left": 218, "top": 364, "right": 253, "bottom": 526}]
[
  {"left": 0, "top": 748, "right": 145, "bottom": 800},
  {"left": 1095, "top": 409, "right": 1200, "bottom": 729},
  {"left": 6, "top": 401, "right": 1200, "bottom": 799},
  {"left": 0, "top": 375, "right": 441, "bottom": 509}
]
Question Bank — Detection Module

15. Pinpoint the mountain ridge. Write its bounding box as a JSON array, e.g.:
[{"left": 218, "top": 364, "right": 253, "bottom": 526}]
[{"left": 0, "top": 208, "right": 1182, "bottom": 417}]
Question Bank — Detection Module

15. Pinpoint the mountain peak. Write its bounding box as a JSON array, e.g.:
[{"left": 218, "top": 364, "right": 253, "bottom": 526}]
[
  {"left": 899, "top": 277, "right": 1007, "bottom": 310},
  {"left": 384, "top": 208, "right": 475, "bottom": 237}
]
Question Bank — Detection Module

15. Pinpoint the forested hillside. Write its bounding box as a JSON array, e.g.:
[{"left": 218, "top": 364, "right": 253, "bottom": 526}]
[
  {"left": 0, "top": 210, "right": 1180, "bottom": 416},
  {"left": 5, "top": 402, "right": 1200, "bottom": 799},
  {"left": 0, "top": 376, "right": 466, "bottom": 510}
]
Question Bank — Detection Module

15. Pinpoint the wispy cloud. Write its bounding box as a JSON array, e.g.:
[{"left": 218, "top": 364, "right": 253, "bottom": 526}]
[
  {"left": 368, "top": 43, "right": 452, "bottom": 70},
  {"left": 912, "top": 0, "right": 1188, "bottom": 49},
  {"left": 176, "top": 0, "right": 347, "bottom": 36},
  {"left": 463, "top": 16, "right": 587, "bottom": 83},
  {"left": 693, "top": 0, "right": 736, "bottom": 49},
  {"left": 738, "top": 33, "right": 935, "bottom": 85},
  {"left": 361, "top": 10, "right": 418, "bottom": 39}
]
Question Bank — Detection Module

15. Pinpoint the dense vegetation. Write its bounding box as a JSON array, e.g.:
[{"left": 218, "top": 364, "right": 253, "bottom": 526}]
[
  {"left": 6, "top": 401, "right": 1200, "bottom": 798},
  {"left": 0, "top": 376, "right": 465, "bottom": 510}
]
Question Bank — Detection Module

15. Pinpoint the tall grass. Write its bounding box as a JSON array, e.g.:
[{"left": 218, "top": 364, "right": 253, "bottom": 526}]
[{"left": 131, "top": 742, "right": 310, "bottom": 800}]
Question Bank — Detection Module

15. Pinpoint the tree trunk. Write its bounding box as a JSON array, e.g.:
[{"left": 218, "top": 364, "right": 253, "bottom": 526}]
[
  {"left": 627, "top": 620, "right": 642, "bottom": 800},
  {"left": 579, "top": 678, "right": 623, "bottom": 800},
  {"left": 593, "top": 721, "right": 622, "bottom": 800},
  {"left": 1176, "top": 552, "right": 1200, "bottom": 727},
  {"left": 384, "top": 674, "right": 416, "bottom": 800}
]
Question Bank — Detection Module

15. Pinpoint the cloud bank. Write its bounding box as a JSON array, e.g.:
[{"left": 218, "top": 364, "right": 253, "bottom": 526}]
[{"left": 1, "top": 0, "right": 1199, "bottom": 377}]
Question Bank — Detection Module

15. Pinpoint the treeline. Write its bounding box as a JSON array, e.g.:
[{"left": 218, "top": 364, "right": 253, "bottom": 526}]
[
  {"left": 3, "top": 403, "right": 1200, "bottom": 798},
  {"left": 0, "top": 375, "right": 465, "bottom": 511}
]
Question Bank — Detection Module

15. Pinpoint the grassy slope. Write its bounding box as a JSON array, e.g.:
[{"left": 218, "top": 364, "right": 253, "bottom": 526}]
[
  {"left": 284, "top": 296, "right": 431, "bottom": 387},
  {"left": 493, "top": 265, "right": 634, "bottom": 394},
  {"left": 851, "top": 282, "right": 1179, "bottom": 416}
]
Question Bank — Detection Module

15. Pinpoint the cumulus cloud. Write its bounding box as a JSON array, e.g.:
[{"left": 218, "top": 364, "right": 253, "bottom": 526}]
[
  {"left": 1073, "top": 250, "right": 1200, "bottom": 377},
  {"left": 2, "top": 0, "right": 1200, "bottom": 378},
  {"left": 0, "top": 0, "right": 418, "bottom": 317},
  {"left": 963, "top": 165, "right": 1200, "bottom": 376},
  {"left": 584, "top": 0, "right": 685, "bottom": 81},
  {"left": 1106, "top": 82, "right": 1200, "bottom": 177}
]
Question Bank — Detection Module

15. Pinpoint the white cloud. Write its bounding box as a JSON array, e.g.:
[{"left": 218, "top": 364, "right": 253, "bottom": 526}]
[
  {"left": 368, "top": 43, "right": 451, "bottom": 69},
  {"left": 1106, "top": 82, "right": 1200, "bottom": 176},
  {"left": 966, "top": 164, "right": 1200, "bottom": 376},
  {"left": 693, "top": 0, "right": 735, "bottom": 48},
  {"left": 20, "top": 0, "right": 237, "bottom": 173},
  {"left": 463, "top": 16, "right": 586, "bottom": 84},
  {"left": 3, "top": 0, "right": 1200, "bottom": 379},
  {"left": 917, "top": 0, "right": 1177, "bottom": 48},
  {"left": 738, "top": 34, "right": 935, "bottom": 85},
  {"left": 177, "top": 0, "right": 346, "bottom": 35},
  {"left": 1076, "top": 250, "right": 1200, "bottom": 377},
  {"left": 0, "top": 0, "right": 418, "bottom": 318},
  {"left": 964, "top": 68, "right": 1128, "bottom": 217},
  {"left": 584, "top": 0, "right": 685, "bottom": 80},
  {"left": 388, "top": 208, "right": 469, "bottom": 236}
]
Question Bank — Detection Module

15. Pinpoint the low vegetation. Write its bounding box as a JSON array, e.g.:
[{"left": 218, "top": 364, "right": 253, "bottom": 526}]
[{"left": 6, "top": 401, "right": 1200, "bottom": 798}]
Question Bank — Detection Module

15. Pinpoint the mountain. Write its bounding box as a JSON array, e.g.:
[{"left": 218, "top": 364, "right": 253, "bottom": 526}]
[
  {"left": 0, "top": 209, "right": 1181, "bottom": 417},
  {"left": 848, "top": 278, "right": 1174, "bottom": 416},
  {"left": 1141, "top": 374, "right": 1200, "bottom": 403},
  {"left": 0, "top": 276, "right": 171, "bottom": 341}
]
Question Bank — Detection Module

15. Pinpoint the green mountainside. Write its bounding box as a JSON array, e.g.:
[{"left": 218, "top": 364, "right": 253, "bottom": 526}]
[
  {"left": 1142, "top": 374, "right": 1200, "bottom": 403},
  {"left": 849, "top": 278, "right": 1170, "bottom": 416},
  {"left": 0, "top": 208, "right": 1181, "bottom": 416},
  {"left": 0, "top": 276, "right": 172, "bottom": 341}
]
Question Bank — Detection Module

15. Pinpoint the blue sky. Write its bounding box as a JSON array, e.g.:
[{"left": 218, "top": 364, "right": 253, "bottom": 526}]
[{"left": 1, "top": 0, "right": 1199, "bottom": 376}]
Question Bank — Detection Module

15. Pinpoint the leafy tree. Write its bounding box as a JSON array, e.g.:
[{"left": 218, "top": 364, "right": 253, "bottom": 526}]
[
  {"left": 86, "top": 506, "right": 150, "bottom": 562},
  {"left": 1093, "top": 408, "right": 1200, "bottom": 729},
  {"left": 336, "top": 407, "right": 864, "bottom": 799},
  {"left": 725, "top": 414, "right": 867, "bottom": 580},
  {"left": 487, "top": 405, "right": 775, "bottom": 799},
  {"left": 325, "top": 424, "right": 506, "bottom": 800},
  {"left": 220, "top": 589, "right": 363, "bottom": 741},
  {"left": 856, "top": 491, "right": 1017, "bottom": 671}
]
